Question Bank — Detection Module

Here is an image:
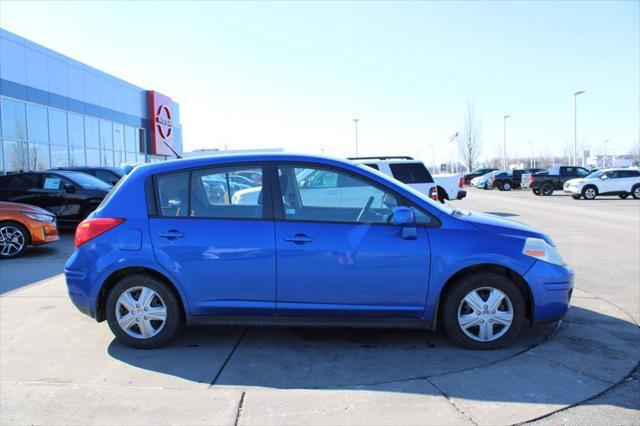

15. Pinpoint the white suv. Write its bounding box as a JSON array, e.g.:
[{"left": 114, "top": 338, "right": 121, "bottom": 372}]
[
  {"left": 564, "top": 168, "right": 640, "bottom": 200},
  {"left": 351, "top": 157, "right": 466, "bottom": 202}
]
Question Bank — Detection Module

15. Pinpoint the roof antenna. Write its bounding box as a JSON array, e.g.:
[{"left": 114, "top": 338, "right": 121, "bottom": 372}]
[{"left": 163, "top": 140, "right": 182, "bottom": 159}]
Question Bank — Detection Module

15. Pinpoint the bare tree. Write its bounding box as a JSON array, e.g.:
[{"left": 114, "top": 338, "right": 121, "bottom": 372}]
[{"left": 459, "top": 101, "right": 483, "bottom": 172}]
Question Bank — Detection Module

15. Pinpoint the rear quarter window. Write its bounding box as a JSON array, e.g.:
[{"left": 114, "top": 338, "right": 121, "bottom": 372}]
[{"left": 389, "top": 163, "right": 434, "bottom": 184}]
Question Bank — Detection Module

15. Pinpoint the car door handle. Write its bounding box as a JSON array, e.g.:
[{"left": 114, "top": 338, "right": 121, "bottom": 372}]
[
  {"left": 284, "top": 234, "right": 313, "bottom": 244},
  {"left": 158, "top": 230, "right": 185, "bottom": 239}
]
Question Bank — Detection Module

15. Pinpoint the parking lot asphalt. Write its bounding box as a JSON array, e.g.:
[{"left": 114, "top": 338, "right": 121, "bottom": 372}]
[{"left": 0, "top": 188, "right": 638, "bottom": 425}]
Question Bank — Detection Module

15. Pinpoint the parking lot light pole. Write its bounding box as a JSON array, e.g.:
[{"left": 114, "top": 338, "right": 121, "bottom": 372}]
[
  {"left": 528, "top": 141, "right": 534, "bottom": 168},
  {"left": 602, "top": 139, "right": 610, "bottom": 168},
  {"left": 427, "top": 144, "right": 436, "bottom": 173},
  {"left": 353, "top": 118, "right": 360, "bottom": 157},
  {"left": 573, "top": 90, "right": 585, "bottom": 165},
  {"left": 503, "top": 115, "right": 510, "bottom": 170}
]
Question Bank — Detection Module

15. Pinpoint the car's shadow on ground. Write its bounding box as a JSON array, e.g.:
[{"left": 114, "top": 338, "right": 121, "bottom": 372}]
[{"left": 107, "top": 304, "right": 639, "bottom": 408}]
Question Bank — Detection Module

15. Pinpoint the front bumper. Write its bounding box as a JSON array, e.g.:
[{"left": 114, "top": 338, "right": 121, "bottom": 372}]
[
  {"left": 456, "top": 190, "right": 467, "bottom": 200},
  {"left": 524, "top": 260, "right": 574, "bottom": 322},
  {"left": 563, "top": 185, "right": 581, "bottom": 195}
]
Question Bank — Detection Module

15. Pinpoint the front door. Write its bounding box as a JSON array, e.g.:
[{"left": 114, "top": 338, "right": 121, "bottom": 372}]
[
  {"left": 274, "top": 163, "right": 432, "bottom": 318},
  {"left": 149, "top": 164, "right": 276, "bottom": 316}
]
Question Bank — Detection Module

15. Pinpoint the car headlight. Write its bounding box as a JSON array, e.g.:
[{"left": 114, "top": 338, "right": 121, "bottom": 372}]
[
  {"left": 21, "top": 212, "right": 56, "bottom": 223},
  {"left": 522, "top": 237, "right": 565, "bottom": 265}
]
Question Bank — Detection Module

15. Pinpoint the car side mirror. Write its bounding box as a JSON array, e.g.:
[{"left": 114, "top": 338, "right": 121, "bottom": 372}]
[
  {"left": 391, "top": 207, "right": 417, "bottom": 240},
  {"left": 64, "top": 183, "right": 76, "bottom": 193}
]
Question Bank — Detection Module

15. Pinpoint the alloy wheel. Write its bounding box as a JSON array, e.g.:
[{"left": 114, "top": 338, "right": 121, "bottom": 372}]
[
  {"left": 584, "top": 188, "right": 596, "bottom": 199},
  {"left": 115, "top": 286, "right": 168, "bottom": 339},
  {"left": 457, "top": 287, "right": 514, "bottom": 342},
  {"left": 635, "top": 187, "right": 640, "bottom": 198},
  {"left": 0, "top": 226, "right": 26, "bottom": 257}
]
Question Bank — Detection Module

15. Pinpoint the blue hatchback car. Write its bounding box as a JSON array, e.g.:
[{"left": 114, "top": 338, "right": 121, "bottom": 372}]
[{"left": 65, "top": 153, "right": 573, "bottom": 349}]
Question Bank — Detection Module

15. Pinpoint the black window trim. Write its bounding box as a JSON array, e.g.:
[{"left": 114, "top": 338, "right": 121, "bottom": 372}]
[
  {"left": 148, "top": 161, "right": 274, "bottom": 221},
  {"left": 270, "top": 161, "right": 441, "bottom": 228}
]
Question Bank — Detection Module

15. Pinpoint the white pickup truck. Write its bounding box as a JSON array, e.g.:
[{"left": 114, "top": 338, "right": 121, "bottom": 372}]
[{"left": 351, "top": 156, "right": 466, "bottom": 202}]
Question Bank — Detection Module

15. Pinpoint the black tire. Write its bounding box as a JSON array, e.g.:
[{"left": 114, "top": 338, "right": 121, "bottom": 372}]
[
  {"left": 618, "top": 193, "right": 629, "bottom": 199},
  {"left": 540, "top": 183, "right": 554, "bottom": 196},
  {"left": 532, "top": 189, "right": 541, "bottom": 196},
  {"left": 0, "top": 221, "right": 30, "bottom": 258},
  {"left": 501, "top": 182, "right": 512, "bottom": 191},
  {"left": 106, "top": 274, "right": 182, "bottom": 349},
  {"left": 571, "top": 195, "right": 581, "bottom": 200},
  {"left": 632, "top": 185, "right": 640, "bottom": 200},
  {"left": 442, "top": 272, "right": 526, "bottom": 350},
  {"left": 437, "top": 187, "right": 448, "bottom": 203},
  {"left": 582, "top": 185, "right": 598, "bottom": 200}
]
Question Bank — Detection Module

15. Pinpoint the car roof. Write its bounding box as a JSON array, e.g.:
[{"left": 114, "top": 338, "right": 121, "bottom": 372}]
[{"left": 132, "top": 153, "right": 364, "bottom": 176}]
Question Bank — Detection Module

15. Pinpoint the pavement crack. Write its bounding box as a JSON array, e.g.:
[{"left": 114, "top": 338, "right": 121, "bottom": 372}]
[
  {"left": 234, "top": 391, "right": 246, "bottom": 426},
  {"left": 210, "top": 328, "right": 248, "bottom": 387},
  {"left": 425, "top": 377, "right": 478, "bottom": 426}
]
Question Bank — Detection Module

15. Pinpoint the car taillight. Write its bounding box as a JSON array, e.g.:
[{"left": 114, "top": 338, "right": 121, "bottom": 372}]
[
  {"left": 75, "top": 218, "right": 125, "bottom": 248},
  {"left": 429, "top": 187, "right": 438, "bottom": 201},
  {"left": 530, "top": 175, "right": 534, "bottom": 183},
  {"left": 459, "top": 176, "right": 464, "bottom": 188}
]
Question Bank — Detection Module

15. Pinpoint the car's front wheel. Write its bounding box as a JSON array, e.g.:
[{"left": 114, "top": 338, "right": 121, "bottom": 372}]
[
  {"left": 502, "top": 182, "right": 512, "bottom": 191},
  {"left": 0, "top": 222, "right": 30, "bottom": 258},
  {"left": 532, "top": 189, "right": 541, "bottom": 196},
  {"left": 632, "top": 185, "right": 640, "bottom": 200},
  {"left": 106, "top": 274, "right": 182, "bottom": 348},
  {"left": 442, "top": 273, "right": 526, "bottom": 349},
  {"left": 582, "top": 185, "right": 598, "bottom": 200}
]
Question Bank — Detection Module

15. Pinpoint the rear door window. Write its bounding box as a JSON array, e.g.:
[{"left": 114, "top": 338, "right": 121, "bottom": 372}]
[
  {"left": 7, "top": 174, "right": 41, "bottom": 190},
  {"left": 156, "top": 172, "right": 189, "bottom": 217},
  {"left": 389, "top": 163, "right": 434, "bottom": 184}
]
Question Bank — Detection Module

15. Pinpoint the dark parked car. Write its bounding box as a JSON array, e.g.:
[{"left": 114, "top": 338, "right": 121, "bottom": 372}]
[
  {"left": 463, "top": 168, "right": 497, "bottom": 185},
  {"left": 491, "top": 168, "right": 546, "bottom": 191},
  {"left": 0, "top": 171, "right": 111, "bottom": 228},
  {"left": 530, "top": 166, "right": 591, "bottom": 196},
  {"left": 49, "top": 166, "right": 125, "bottom": 186}
]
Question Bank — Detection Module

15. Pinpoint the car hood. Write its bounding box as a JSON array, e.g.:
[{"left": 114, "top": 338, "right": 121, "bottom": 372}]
[
  {"left": 564, "top": 178, "right": 584, "bottom": 185},
  {"left": 459, "top": 210, "right": 553, "bottom": 244},
  {"left": 0, "top": 201, "right": 53, "bottom": 215}
]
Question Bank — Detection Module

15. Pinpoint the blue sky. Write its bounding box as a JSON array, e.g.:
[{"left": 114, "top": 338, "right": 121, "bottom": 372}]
[{"left": 1, "top": 1, "right": 638, "bottom": 165}]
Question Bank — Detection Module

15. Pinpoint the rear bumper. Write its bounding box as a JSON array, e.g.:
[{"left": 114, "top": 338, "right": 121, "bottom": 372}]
[
  {"left": 456, "top": 190, "right": 467, "bottom": 200},
  {"left": 524, "top": 261, "right": 574, "bottom": 322}
]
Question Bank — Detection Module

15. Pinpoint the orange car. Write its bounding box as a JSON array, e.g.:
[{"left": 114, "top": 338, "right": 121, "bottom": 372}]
[{"left": 0, "top": 201, "right": 59, "bottom": 258}]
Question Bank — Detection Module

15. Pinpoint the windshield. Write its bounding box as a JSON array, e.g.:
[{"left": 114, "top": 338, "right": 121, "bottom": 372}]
[
  {"left": 586, "top": 170, "right": 605, "bottom": 179},
  {"left": 355, "top": 164, "right": 453, "bottom": 215},
  {"left": 64, "top": 172, "right": 112, "bottom": 190}
]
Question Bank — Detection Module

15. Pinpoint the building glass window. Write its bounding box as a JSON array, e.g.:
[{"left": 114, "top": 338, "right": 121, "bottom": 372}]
[
  {"left": 48, "top": 109, "right": 68, "bottom": 145},
  {"left": 124, "top": 125, "right": 136, "bottom": 154},
  {"left": 26, "top": 104, "right": 49, "bottom": 143},
  {"left": 3, "top": 140, "right": 29, "bottom": 172},
  {"left": 85, "top": 116, "right": 100, "bottom": 149},
  {"left": 50, "top": 144, "right": 69, "bottom": 168},
  {"left": 68, "top": 113, "right": 84, "bottom": 147},
  {"left": 1, "top": 98, "right": 27, "bottom": 140},
  {"left": 86, "top": 148, "right": 100, "bottom": 167},
  {"left": 28, "top": 143, "right": 50, "bottom": 171},
  {"left": 70, "top": 144, "right": 85, "bottom": 166},
  {"left": 113, "top": 123, "right": 124, "bottom": 166}
]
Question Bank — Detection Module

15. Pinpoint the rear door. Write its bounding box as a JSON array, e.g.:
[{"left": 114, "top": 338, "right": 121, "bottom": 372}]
[{"left": 148, "top": 163, "right": 277, "bottom": 316}]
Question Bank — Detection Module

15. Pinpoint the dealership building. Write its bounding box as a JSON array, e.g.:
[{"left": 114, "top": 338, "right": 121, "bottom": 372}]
[{"left": 0, "top": 28, "right": 183, "bottom": 174}]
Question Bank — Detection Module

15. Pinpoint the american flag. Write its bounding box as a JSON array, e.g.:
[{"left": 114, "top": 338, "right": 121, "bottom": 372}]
[{"left": 449, "top": 131, "right": 459, "bottom": 143}]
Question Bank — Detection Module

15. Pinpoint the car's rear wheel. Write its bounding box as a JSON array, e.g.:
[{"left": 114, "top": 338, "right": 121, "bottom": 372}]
[
  {"left": 632, "top": 185, "right": 640, "bottom": 200},
  {"left": 582, "top": 185, "right": 598, "bottom": 200},
  {"left": 106, "top": 274, "right": 182, "bottom": 348},
  {"left": 540, "top": 183, "right": 553, "bottom": 196},
  {"left": 532, "top": 189, "right": 541, "bottom": 195},
  {"left": 442, "top": 272, "right": 526, "bottom": 349},
  {"left": 502, "top": 182, "right": 512, "bottom": 191},
  {"left": 0, "top": 222, "right": 30, "bottom": 258}
]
